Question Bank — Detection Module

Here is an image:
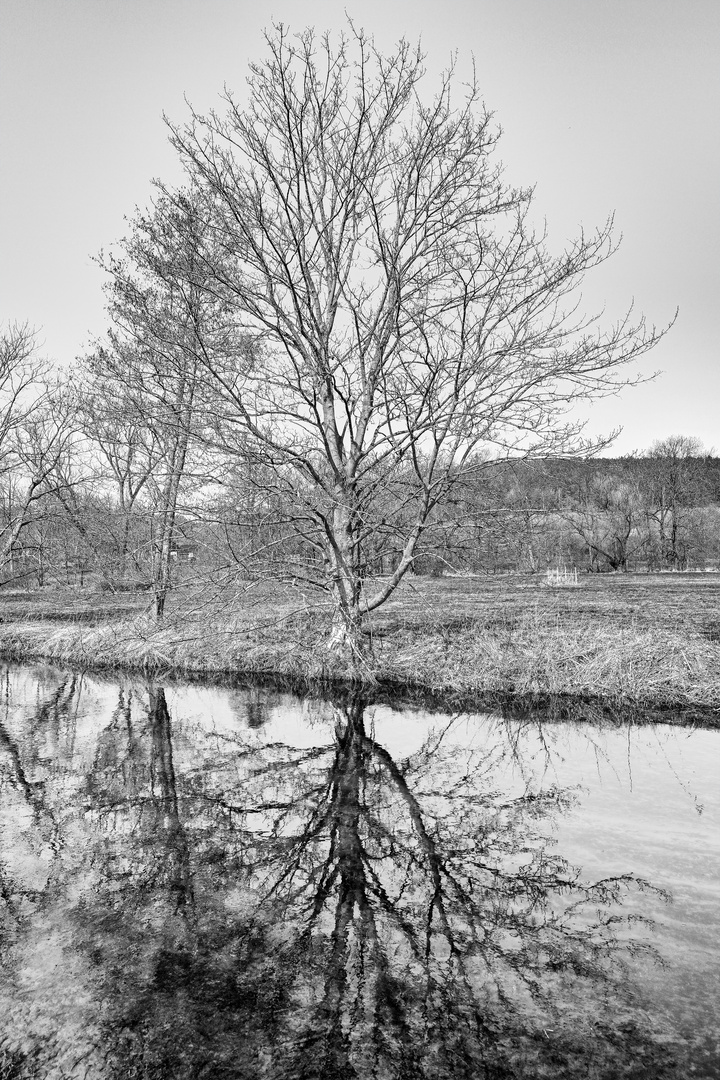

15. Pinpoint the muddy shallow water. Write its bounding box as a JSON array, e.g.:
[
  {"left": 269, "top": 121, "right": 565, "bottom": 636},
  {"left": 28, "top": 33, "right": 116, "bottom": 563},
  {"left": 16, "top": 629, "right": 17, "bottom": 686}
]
[{"left": 0, "top": 663, "right": 718, "bottom": 1079}]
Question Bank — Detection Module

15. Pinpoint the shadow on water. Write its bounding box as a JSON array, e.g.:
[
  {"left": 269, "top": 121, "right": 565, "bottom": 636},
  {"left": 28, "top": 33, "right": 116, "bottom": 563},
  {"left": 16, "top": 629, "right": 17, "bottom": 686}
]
[{"left": 0, "top": 666, "right": 712, "bottom": 1078}]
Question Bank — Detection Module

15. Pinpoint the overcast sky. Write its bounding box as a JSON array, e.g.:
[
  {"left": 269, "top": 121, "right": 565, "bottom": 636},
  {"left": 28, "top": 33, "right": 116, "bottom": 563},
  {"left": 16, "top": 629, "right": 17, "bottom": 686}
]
[{"left": 1, "top": 0, "right": 718, "bottom": 455}]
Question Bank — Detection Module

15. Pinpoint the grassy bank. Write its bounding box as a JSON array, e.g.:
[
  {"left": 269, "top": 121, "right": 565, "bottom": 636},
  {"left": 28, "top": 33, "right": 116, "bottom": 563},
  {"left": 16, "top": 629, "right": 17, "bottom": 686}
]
[{"left": 1, "top": 573, "right": 719, "bottom": 717}]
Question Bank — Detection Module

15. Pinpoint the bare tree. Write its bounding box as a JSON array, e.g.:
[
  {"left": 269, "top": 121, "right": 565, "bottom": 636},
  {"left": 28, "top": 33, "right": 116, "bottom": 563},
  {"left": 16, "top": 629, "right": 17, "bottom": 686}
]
[
  {"left": 68, "top": 359, "right": 167, "bottom": 585},
  {"left": 643, "top": 435, "right": 708, "bottom": 569},
  {"left": 0, "top": 323, "right": 46, "bottom": 455},
  {"left": 158, "top": 25, "right": 666, "bottom": 656},
  {"left": 95, "top": 193, "right": 238, "bottom": 617},
  {"left": 564, "top": 471, "right": 648, "bottom": 572},
  {"left": 0, "top": 326, "right": 77, "bottom": 582}
]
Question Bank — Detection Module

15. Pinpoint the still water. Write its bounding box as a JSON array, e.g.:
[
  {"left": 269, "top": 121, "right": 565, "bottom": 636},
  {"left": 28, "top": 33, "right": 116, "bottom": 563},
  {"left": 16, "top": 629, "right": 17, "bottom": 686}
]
[{"left": 0, "top": 663, "right": 718, "bottom": 1079}]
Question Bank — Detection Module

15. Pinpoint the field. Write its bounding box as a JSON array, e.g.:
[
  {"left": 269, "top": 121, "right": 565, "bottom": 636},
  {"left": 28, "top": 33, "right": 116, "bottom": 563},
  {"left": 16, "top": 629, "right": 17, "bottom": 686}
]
[
  {"left": 0, "top": 572, "right": 719, "bottom": 718},
  {"left": 372, "top": 571, "right": 720, "bottom": 635}
]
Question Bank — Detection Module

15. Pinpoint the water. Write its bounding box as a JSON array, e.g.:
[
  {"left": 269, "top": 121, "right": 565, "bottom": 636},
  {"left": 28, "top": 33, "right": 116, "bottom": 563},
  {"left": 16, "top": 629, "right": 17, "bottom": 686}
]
[{"left": 0, "top": 663, "right": 718, "bottom": 1079}]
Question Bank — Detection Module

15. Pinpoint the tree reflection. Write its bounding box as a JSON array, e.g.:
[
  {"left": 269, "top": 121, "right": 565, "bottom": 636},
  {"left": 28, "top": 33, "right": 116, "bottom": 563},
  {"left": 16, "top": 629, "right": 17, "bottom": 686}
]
[
  {"left": 0, "top": 673, "right": 677, "bottom": 1079},
  {"left": 215, "top": 692, "right": 670, "bottom": 1079},
  {"left": 89, "top": 685, "right": 194, "bottom": 915}
]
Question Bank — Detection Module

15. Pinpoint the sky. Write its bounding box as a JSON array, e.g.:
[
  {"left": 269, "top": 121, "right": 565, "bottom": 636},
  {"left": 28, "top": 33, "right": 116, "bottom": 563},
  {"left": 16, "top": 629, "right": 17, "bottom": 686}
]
[{"left": 1, "top": 0, "right": 718, "bottom": 455}]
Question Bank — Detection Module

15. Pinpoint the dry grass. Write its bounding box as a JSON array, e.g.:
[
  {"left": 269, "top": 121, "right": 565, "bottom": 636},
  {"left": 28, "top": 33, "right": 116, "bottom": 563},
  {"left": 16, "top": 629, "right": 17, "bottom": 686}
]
[
  {"left": 376, "top": 608, "right": 720, "bottom": 704},
  {"left": 367, "top": 573, "right": 720, "bottom": 711},
  {"left": 1, "top": 573, "right": 719, "bottom": 714},
  {"left": 367, "top": 571, "right": 720, "bottom": 636}
]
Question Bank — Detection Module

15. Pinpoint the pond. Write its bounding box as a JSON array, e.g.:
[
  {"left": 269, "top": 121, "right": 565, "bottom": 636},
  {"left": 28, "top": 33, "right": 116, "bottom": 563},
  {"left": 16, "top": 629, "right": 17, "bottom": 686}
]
[{"left": 0, "top": 663, "right": 718, "bottom": 1079}]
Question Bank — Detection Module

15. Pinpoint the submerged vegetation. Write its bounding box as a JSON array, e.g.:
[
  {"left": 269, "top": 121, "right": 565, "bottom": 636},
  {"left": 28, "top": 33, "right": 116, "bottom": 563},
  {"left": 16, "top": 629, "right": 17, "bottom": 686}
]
[{"left": 1, "top": 573, "right": 719, "bottom": 720}]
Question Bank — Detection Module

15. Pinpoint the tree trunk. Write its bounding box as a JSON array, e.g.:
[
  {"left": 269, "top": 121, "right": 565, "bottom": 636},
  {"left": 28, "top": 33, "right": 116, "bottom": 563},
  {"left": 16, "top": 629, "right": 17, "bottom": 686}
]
[
  {"left": 155, "top": 589, "right": 167, "bottom": 621},
  {"left": 152, "top": 437, "right": 188, "bottom": 621},
  {"left": 326, "top": 496, "right": 364, "bottom": 662},
  {"left": 328, "top": 600, "right": 364, "bottom": 660},
  {"left": 0, "top": 485, "right": 39, "bottom": 581},
  {"left": 154, "top": 513, "right": 175, "bottom": 621}
]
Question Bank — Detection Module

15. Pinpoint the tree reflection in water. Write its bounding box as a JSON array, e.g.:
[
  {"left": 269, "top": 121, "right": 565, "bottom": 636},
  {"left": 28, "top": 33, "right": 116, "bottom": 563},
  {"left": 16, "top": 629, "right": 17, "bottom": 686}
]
[{"left": 0, "top": 672, "right": 678, "bottom": 1079}]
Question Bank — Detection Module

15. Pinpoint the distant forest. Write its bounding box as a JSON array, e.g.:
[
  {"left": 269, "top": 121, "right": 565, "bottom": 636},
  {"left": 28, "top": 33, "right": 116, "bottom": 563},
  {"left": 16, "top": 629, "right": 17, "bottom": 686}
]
[{"left": 416, "top": 443, "right": 720, "bottom": 575}]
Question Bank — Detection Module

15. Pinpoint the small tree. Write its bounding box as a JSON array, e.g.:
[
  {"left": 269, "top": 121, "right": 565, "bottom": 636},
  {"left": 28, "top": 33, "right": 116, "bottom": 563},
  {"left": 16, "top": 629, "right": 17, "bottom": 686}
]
[
  {"left": 566, "top": 470, "right": 648, "bottom": 572},
  {"left": 643, "top": 436, "right": 708, "bottom": 569},
  {"left": 95, "top": 193, "right": 237, "bottom": 617},
  {"left": 0, "top": 326, "right": 77, "bottom": 583},
  {"left": 61, "top": 368, "right": 165, "bottom": 586},
  {"left": 161, "top": 25, "right": 665, "bottom": 656}
]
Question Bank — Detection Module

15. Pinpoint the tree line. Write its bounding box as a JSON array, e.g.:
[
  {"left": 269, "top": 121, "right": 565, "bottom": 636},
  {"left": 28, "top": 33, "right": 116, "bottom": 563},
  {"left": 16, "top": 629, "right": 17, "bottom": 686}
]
[
  {"left": 415, "top": 439, "right": 720, "bottom": 575},
  {"left": 2, "top": 326, "right": 713, "bottom": 599},
  {"left": 1, "top": 25, "right": 678, "bottom": 653}
]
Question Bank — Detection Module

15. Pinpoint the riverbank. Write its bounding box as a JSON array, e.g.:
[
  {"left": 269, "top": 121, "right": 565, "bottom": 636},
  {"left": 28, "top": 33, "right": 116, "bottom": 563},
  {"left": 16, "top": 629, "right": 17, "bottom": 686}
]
[{"left": 1, "top": 573, "right": 719, "bottom": 719}]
